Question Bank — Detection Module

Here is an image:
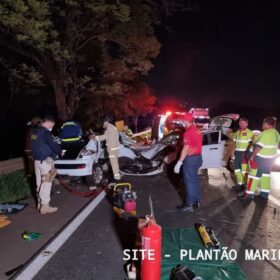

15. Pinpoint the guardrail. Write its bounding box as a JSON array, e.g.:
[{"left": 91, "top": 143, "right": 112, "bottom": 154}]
[{"left": 0, "top": 157, "right": 24, "bottom": 175}]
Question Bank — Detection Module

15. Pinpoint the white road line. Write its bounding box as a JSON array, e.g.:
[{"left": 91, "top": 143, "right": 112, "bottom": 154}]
[{"left": 14, "top": 191, "right": 106, "bottom": 280}]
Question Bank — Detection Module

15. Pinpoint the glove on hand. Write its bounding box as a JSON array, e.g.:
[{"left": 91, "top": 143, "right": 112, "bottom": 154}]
[{"left": 174, "top": 160, "right": 183, "bottom": 174}]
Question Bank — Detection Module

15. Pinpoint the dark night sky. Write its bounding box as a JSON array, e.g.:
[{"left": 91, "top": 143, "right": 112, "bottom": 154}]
[{"left": 147, "top": 0, "right": 280, "bottom": 108}]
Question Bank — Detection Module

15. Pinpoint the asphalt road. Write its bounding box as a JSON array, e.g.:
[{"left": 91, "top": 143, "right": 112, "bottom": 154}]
[
  {"left": 34, "top": 168, "right": 280, "bottom": 280},
  {"left": 0, "top": 179, "right": 93, "bottom": 280}
]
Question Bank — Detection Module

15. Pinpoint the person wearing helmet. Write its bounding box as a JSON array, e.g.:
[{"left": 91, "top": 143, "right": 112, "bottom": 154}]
[
  {"left": 174, "top": 112, "right": 203, "bottom": 212},
  {"left": 92, "top": 115, "right": 121, "bottom": 181}
]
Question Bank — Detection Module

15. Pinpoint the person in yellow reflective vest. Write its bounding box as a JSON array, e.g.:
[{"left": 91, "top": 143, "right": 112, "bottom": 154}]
[
  {"left": 232, "top": 117, "right": 254, "bottom": 192},
  {"left": 238, "top": 116, "right": 280, "bottom": 200}
]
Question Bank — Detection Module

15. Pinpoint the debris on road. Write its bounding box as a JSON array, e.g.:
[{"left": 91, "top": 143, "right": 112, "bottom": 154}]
[
  {"left": 42, "top": 251, "right": 54, "bottom": 257},
  {"left": 22, "top": 231, "right": 43, "bottom": 241},
  {"left": 0, "top": 203, "right": 26, "bottom": 214}
]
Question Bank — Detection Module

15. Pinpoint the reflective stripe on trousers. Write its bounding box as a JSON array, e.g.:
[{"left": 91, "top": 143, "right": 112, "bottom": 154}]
[
  {"left": 109, "top": 150, "right": 120, "bottom": 180},
  {"left": 246, "top": 156, "right": 274, "bottom": 196},
  {"left": 234, "top": 151, "right": 248, "bottom": 185}
]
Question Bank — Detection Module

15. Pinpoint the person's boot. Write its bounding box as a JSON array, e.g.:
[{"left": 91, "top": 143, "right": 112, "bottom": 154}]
[
  {"left": 238, "top": 191, "right": 254, "bottom": 203},
  {"left": 193, "top": 201, "right": 201, "bottom": 208},
  {"left": 40, "top": 204, "right": 58, "bottom": 214},
  {"left": 259, "top": 192, "right": 269, "bottom": 200},
  {"left": 232, "top": 184, "right": 245, "bottom": 192},
  {"left": 181, "top": 205, "right": 194, "bottom": 213},
  {"left": 176, "top": 203, "right": 186, "bottom": 209},
  {"left": 237, "top": 190, "right": 246, "bottom": 198}
]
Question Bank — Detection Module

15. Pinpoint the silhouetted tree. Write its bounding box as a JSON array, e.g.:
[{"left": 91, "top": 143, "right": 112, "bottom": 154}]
[{"left": 0, "top": 0, "right": 160, "bottom": 120}]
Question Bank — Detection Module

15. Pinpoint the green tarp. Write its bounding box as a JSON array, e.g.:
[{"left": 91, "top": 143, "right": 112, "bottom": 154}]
[{"left": 161, "top": 228, "right": 247, "bottom": 280}]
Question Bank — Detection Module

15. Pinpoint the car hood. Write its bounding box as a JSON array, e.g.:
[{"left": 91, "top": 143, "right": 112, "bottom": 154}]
[{"left": 140, "top": 143, "right": 167, "bottom": 160}]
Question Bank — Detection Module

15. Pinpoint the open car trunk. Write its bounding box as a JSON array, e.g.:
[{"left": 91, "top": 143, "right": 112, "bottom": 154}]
[
  {"left": 209, "top": 114, "right": 240, "bottom": 132},
  {"left": 60, "top": 141, "right": 87, "bottom": 160}
]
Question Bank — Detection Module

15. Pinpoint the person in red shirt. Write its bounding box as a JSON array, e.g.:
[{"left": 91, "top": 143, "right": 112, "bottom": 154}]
[{"left": 174, "top": 112, "right": 203, "bottom": 212}]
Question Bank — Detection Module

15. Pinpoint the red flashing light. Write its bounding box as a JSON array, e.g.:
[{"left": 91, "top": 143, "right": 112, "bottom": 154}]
[{"left": 165, "top": 111, "right": 172, "bottom": 117}]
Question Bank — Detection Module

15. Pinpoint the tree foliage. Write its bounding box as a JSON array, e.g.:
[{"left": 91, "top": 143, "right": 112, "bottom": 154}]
[
  {"left": 79, "top": 81, "right": 156, "bottom": 129},
  {"left": 0, "top": 0, "right": 160, "bottom": 120}
]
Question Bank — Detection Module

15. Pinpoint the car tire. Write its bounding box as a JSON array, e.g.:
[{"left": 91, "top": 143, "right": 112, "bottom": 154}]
[{"left": 85, "top": 163, "right": 104, "bottom": 186}]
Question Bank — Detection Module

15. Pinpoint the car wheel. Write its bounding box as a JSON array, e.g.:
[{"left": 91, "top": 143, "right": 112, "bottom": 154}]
[{"left": 85, "top": 163, "right": 104, "bottom": 186}]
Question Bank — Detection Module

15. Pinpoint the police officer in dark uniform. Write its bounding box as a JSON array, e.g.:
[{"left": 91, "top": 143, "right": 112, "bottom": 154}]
[
  {"left": 24, "top": 117, "right": 42, "bottom": 178},
  {"left": 31, "top": 115, "right": 61, "bottom": 214}
]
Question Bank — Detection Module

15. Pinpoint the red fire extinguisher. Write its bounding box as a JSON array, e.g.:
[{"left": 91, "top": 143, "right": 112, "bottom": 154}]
[{"left": 141, "top": 217, "right": 162, "bottom": 280}]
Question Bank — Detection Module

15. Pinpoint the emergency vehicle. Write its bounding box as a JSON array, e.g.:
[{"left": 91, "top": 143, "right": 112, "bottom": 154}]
[
  {"left": 189, "top": 107, "right": 210, "bottom": 128},
  {"left": 151, "top": 111, "right": 187, "bottom": 140},
  {"left": 152, "top": 108, "right": 210, "bottom": 140}
]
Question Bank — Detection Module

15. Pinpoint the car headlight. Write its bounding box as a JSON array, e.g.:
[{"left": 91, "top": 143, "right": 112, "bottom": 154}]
[{"left": 80, "top": 149, "right": 96, "bottom": 157}]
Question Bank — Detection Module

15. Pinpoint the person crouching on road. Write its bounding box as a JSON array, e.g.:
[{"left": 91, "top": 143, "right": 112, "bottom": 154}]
[
  {"left": 31, "top": 115, "right": 61, "bottom": 214},
  {"left": 232, "top": 117, "right": 254, "bottom": 192},
  {"left": 174, "top": 112, "right": 203, "bottom": 213},
  {"left": 239, "top": 116, "right": 280, "bottom": 200},
  {"left": 91, "top": 115, "right": 121, "bottom": 182}
]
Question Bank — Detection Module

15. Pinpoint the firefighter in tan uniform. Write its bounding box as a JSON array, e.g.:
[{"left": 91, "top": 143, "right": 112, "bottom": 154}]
[{"left": 94, "top": 116, "right": 121, "bottom": 181}]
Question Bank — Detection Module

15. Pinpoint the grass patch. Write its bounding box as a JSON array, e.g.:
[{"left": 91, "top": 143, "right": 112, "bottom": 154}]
[{"left": 0, "top": 170, "right": 31, "bottom": 203}]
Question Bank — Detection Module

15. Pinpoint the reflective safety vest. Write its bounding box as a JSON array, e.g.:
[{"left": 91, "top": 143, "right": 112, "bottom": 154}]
[
  {"left": 252, "top": 128, "right": 280, "bottom": 158},
  {"left": 233, "top": 128, "right": 254, "bottom": 152}
]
